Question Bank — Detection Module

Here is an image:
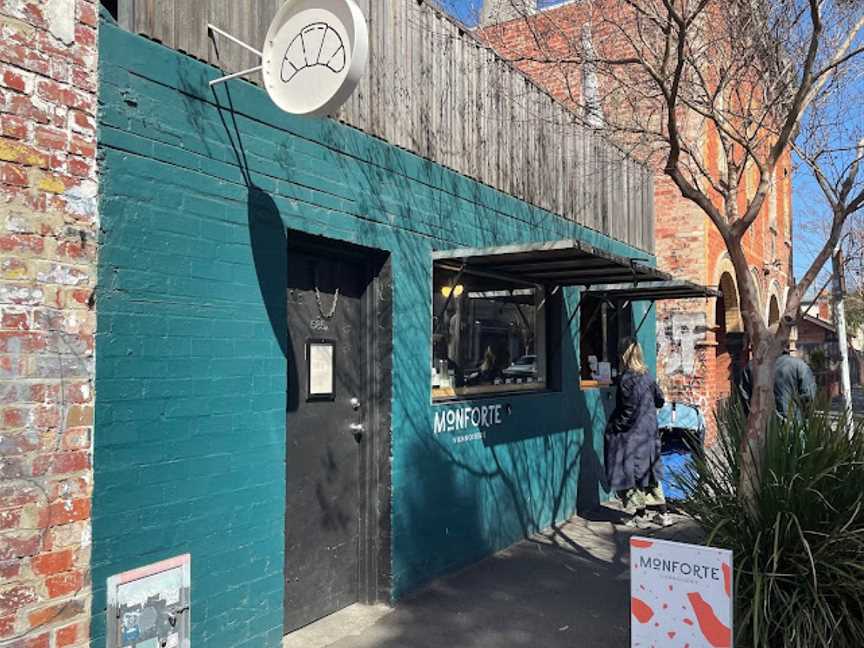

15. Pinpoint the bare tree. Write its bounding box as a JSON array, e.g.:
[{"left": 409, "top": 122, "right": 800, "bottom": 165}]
[{"left": 477, "top": 0, "right": 864, "bottom": 494}]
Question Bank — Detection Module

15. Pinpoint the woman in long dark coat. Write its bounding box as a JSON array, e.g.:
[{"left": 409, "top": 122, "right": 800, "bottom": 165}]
[{"left": 605, "top": 338, "right": 669, "bottom": 527}]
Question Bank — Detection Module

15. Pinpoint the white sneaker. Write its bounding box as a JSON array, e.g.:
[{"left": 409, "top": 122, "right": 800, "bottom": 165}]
[
  {"left": 652, "top": 513, "right": 673, "bottom": 527},
  {"left": 624, "top": 514, "right": 649, "bottom": 529}
]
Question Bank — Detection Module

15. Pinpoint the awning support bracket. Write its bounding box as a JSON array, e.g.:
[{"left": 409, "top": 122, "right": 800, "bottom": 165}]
[
  {"left": 628, "top": 258, "right": 642, "bottom": 286},
  {"left": 565, "top": 285, "right": 587, "bottom": 333},
  {"left": 633, "top": 301, "right": 657, "bottom": 338}
]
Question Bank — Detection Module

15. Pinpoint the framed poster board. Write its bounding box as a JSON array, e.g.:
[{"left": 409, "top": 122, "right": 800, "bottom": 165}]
[
  {"left": 630, "top": 536, "right": 733, "bottom": 647},
  {"left": 307, "top": 339, "right": 335, "bottom": 401},
  {"left": 106, "top": 554, "right": 191, "bottom": 648}
]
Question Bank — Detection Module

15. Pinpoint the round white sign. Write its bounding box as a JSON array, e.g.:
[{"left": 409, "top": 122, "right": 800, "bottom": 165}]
[{"left": 262, "top": 0, "right": 369, "bottom": 116}]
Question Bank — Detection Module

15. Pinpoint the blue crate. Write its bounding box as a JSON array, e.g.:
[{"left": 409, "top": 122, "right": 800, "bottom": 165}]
[{"left": 661, "top": 449, "right": 695, "bottom": 501}]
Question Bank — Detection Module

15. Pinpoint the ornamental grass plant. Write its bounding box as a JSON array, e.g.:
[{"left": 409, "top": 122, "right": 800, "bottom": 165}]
[{"left": 677, "top": 401, "right": 864, "bottom": 647}]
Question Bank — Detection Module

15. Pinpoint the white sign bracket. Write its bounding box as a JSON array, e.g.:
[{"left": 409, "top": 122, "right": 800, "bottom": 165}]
[{"left": 207, "top": 24, "right": 263, "bottom": 87}]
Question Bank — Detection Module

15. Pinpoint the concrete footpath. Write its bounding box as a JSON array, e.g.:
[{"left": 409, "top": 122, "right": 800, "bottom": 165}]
[{"left": 285, "top": 506, "right": 701, "bottom": 648}]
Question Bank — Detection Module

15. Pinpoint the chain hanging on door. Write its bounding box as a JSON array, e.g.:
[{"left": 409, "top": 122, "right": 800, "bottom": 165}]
[{"left": 313, "top": 264, "right": 340, "bottom": 320}]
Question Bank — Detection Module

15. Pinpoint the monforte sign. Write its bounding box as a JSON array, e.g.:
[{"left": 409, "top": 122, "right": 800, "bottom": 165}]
[
  {"left": 637, "top": 555, "right": 723, "bottom": 582},
  {"left": 630, "top": 537, "right": 733, "bottom": 648},
  {"left": 433, "top": 403, "right": 509, "bottom": 444}
]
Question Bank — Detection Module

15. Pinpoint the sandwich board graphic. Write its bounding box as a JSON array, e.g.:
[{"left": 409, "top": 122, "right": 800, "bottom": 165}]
[{"left": 630, "top": 537, "right": 733, "bottom": 647}]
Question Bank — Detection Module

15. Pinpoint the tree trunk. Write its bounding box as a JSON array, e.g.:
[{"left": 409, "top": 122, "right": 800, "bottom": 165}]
[
  {"left": 739, "top": 341, "right": 783, "bottom": 506},
  {"left": 727, "top": 243, "right": 787, "bottom": 507}
]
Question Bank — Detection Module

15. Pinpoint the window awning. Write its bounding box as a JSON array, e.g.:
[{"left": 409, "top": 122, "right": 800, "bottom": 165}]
[
  {"left": 432, "top": 240, "right": 670, "bottom": 287},
  {"left": 432, "top": 240, "right": 718, "bottom": 300},
  {"left": 585, "top": 280, "right": 720, "bottom": 301}
]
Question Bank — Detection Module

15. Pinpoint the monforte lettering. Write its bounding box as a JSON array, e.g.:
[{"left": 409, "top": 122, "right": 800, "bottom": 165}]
[
  {"left": 434, "top": 404, "right": 504, "bottom": 435},
  {"left": 638, "top": 556, "right": 721, "bottom": 581}
]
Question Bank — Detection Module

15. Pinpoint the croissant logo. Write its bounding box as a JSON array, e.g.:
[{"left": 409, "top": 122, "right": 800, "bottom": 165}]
[
  {"left": 262, "top": 0, "right": 369, "bottom": 116},
  {"left": 281, "top": 22, "right": 346, "bottom": 84}
]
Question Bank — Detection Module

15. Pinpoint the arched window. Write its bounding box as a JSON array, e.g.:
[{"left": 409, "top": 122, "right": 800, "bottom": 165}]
[
  {"left": 718, "top": 272, "right": 742, "bottom": 334},
  {"left": 768, "top": 295, "right": 780, "bottom": 326}
]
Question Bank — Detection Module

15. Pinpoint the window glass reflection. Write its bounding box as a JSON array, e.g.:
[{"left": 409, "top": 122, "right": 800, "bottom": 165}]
[{"left": 432, "top": 266, "right": 546, "bottom": 399}]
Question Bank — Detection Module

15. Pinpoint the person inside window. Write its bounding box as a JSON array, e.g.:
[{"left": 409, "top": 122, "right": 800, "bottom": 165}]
[
  {"left": 604, "top": 338, "right": 670, "bottom": 527},
  {"left": 465, "top": 346, "right": 501, "bottom": 386}
]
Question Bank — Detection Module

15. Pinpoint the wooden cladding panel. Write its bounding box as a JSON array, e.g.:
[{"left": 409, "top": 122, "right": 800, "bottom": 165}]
[{"left": 124, "top": 0, "right": 655, "bottom": 253}]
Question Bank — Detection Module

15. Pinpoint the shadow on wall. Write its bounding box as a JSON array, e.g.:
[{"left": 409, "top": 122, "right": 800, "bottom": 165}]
[
  {"left": 393, "top": 297, "right": 612, "bottom": 596},
  {"left": 248, "top": 186, "right": 288, "bottom": 359},
  {"left": 304, "top": 124, "right": 618, "bottom": 593},
  {"left": 200, "top": 77, "right": 289, "bottom": 360},
  {"left": 314, "top": 127, "right": 622, "bottom": 595},
  {"left": 179, "top": 66, "right": 616, "bottom": 602}
]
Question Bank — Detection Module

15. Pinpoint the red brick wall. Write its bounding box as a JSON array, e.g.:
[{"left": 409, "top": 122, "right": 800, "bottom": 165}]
[
  {"left": 478, "top": 1, "right": 794, "bottom": 440},
  {"left": 0, "top": 2, "right": 97, "bottom": 646}
]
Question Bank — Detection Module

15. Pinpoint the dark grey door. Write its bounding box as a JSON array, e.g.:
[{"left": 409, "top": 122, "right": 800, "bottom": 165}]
[{"left": 285, "top": 242, "right": 366, "bottom": 632}]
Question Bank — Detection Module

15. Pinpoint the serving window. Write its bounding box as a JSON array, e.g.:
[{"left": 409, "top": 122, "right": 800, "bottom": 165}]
[
  {"left": 579, "top": 295, "right": 633, "bottom": 388},
  {"left": 429, "top": 242, "right": 717, "bottom": 397},
  {"left": 432, "top": 264, "right": 547, "bottom": 400}
]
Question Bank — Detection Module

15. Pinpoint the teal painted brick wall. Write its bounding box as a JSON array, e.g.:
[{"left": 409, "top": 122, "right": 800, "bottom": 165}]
[{"left": 94, "top": 17, "right": 657, "bottom": 647}]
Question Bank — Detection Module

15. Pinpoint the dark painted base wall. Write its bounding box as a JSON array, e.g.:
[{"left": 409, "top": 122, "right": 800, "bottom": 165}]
[{"left": 94, "top": 17, "right": 657, "bottom": 647}]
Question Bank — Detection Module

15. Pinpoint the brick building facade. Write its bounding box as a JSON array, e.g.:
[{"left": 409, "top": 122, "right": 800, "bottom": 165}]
[
  {"left": 0, "top": 1, "right": 97, "bottom": 646},
  {"left": 477, "top": 0, "right": 794, "bottom": 437},
  {"left": 4, "top": 1, "right": 663, "bottom": 645},
  {"left": 0, "top": 1, "right": 794, "bottom": 645}
]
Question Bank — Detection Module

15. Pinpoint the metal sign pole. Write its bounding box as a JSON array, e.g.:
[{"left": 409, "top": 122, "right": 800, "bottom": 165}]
[{"left": 207, "top": 24, "right": 263, "bottom": 87}]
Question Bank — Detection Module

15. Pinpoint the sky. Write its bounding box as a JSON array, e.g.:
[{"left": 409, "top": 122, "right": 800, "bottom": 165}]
[
  {"left": 434, "top": 0, "right": 483, "bottom": 25},
  {"left": 434, "top": 1, "right": 856, "bottom": 289},
  {"left": 436, "top": 0, "right": 567, "bottom": 26}
]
